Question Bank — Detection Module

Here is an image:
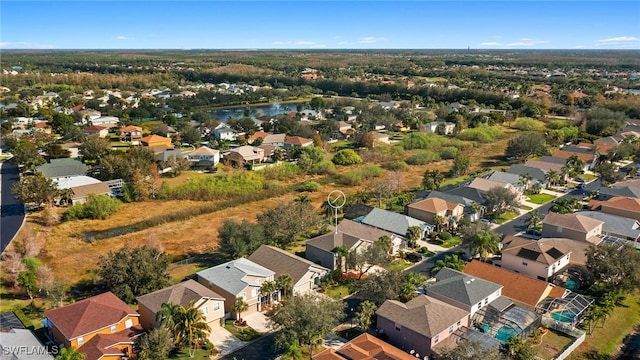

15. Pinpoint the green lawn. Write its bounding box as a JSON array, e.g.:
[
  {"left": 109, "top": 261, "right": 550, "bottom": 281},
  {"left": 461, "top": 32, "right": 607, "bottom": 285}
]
[
  {"left": 0, "top": 290, "right": 47, "bottom": 330},
  {"left": 169, "top": 349, "right": 215, "bottom": 359},
  {"left": 569, "top": 291, "right": 640, "bottom": 359},
  {"left": 440, "top": 176, "right": 471, "bottom": 188},
  {"left": 578, "top": 173, "right": 598, "bottom": 182},
  {"left": 520, "top": 204, "right": 533, "bottom": 210},
  {"left": 493, "top": 211, "right": 520, "bottom": 224},
  {"left": 224, "top": 320, "right": 262, "bottom": 341},
  {"left": 533, "top": 329, "right": 575, "bottom": 360},
  {"left": 433, "top": 236, "right": 463, "bottom": 248},
  {"left": 387, "top": 259, "right": 412, "bottom": 271},
  {"left": 527, "top": 193, "right": 556, "bottom": 204},
  {"left": 324, "top": 284, "right": 352, "bottom": 300}
]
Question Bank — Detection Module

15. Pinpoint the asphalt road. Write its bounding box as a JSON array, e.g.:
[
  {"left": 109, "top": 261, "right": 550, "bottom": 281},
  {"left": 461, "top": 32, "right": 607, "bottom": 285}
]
[
  {"left": 219, "top": 333, "right": 282, "bottom": 360},
  {"left": 1, "top": 161, "right": 24, "bottom": 254}
]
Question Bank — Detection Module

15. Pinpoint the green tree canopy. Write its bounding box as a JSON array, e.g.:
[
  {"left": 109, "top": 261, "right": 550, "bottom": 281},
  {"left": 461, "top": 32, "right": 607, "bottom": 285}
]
[
  {"left": 332, "top": 149, "right": 362, "bottom": 165},
  {"left": 11, "top": 172, "right": 59, "bottom": 205},
  {"left": 484, "top": 186, "right": 519, "bottom": 216},
  {"left": 217, "top": 219, "right": 266, "bottom": 259},
  {"left": 136, "top": 325, "right": 174, "bottom": 360},
  {"left": 298, "top": 146, "right": 335, "bottom": 174},
  {"left": 98, "top": 245, "right": 171, "bottom": 303},
  {"left": 505, "top": 132, "right": 548, "bottom": 159}
]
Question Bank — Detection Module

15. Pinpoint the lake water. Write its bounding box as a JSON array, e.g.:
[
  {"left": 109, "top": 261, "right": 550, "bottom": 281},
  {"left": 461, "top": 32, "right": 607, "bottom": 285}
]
[{"left": 210, "top": 102, "right": 300, "bottom": 122}]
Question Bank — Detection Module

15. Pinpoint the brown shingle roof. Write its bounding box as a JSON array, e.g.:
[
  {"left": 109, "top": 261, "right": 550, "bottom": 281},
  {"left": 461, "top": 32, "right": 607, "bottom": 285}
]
[
  {"left": 501, "top": 237, "right": 570, "bottom": 265},
  {"left": 285, "top": 135, "right": 313, "bottom": 146},
  {"left": 463, "top": 261, "right": 566, "bottom": 307},
  {"left": 523, "top": 159, "right": 564, "bottom": 172},
  {"left": 135, "top": 279, "right": 223, "bottom": 314},
  {"left": 306, "top": 231, "right": 365, "bottom": 252},
  {"left": 542, "top": 212, "right": 603, "bottom": 233},
  {"left": 44, "top": 292, "right": 138, "bottom": 339},
  {"left": 189, "top": 146, "right": 219, "bottom": 156},
  {"left": 248, "top": 245, "right": 328, "bottom": 285},
  {"left": 71, "top": 182, "right": 111, "bottom": 200},
  {"left": 314, "top": 333, "right": 415, "bottom": 360},
  {"left": 408, "top": 198, "right": 462, "bottom": 213},
  {"left": 468, "top": 177, "right": 512, "bottom": 192},
  {"left": 332, "top": 219, "right": 392, "bottom": 243},
  {"left": 551, "top": 150, "right": 595, "bottom": 163},
  {"left": 78, "top": 325, "right": 144, "bottom": 360},
  {"left": 376, "top": 295, "right": 468, "bottom": 338}
]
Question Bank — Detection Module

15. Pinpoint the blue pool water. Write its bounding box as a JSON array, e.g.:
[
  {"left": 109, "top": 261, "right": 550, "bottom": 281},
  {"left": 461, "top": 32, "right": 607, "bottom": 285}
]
[
  {"left": 563, "top": 277, "right": 580, "bottom": 291},
  {"left": 495, "top": 326, "right": 518, "bottom": 342},
  {"left": 551, "top": 310, "right": 575, "bottom": 323}
]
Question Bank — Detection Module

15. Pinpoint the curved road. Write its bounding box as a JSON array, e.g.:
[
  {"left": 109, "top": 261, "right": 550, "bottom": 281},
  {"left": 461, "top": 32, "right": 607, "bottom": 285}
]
[{"left": 1, "top": 161, "right": 24, "bottom": 254}]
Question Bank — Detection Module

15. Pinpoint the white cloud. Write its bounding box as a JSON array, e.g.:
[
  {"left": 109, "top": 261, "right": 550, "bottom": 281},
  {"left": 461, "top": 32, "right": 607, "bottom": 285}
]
[
  {"left": 0, "top": 41, "right": 54, "bottom": 49},
  {"left": 359, "top": 37, "right": 388, "bottom": 44},
  {"left": 594, "top": 36, "right": 640, "bottom": 48},
  {"left": 115, "top": 36, "right": 129, "bottom": 40},
  {"left": 479, "top": 42, "right": 501, "bottom": 46},
  {"left": 507, "top": 39, "right": 550, "bottom": 47}
]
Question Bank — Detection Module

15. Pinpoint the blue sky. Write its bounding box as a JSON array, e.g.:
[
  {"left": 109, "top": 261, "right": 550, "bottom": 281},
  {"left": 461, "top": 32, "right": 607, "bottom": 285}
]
[{"left": 1, "top": 1, "right": 639, "bottom": 50}]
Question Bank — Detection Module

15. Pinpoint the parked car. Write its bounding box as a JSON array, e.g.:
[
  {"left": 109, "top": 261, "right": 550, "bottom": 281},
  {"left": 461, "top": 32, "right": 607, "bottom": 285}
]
[
  {"left": 525, "top": 228, "right": 542, "bottom": 236},
  {"left": 405, "top": 252, "right": 424, "bottom": 263}
]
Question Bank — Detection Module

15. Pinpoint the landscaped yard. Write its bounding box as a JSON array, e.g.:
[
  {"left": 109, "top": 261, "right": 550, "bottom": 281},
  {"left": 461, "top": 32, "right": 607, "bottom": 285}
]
[
  {"left": 493, "top": 211, "right": 519, "bottom": 224},
  {"left": 569, "top": 291, "right": 640, "bottom": 359},
  {"left": 578, "top": 173, "right": 598, "bottom": 182},
  {"left": 387, "top": 259, "right": 413, "bottom": 271},
  {"left": 527, "top": 193, "right": 556, "bottom": 204},
  {"left": 433, "top": 236, "right": 462, "bottom": 248},
  {"left": 520, "top": 204, "right": 533, "bottom": 210},
  {"left": 532, "top": 329, "right": 575, "bottom": 360},
  {"left": 224, "top": 319, "right": 262, "bottom": 341},
  {"left": 323, "top": 284, "right": 352, "bottom": 300},
  {"left": 169, "top": 349, "right": 216, "bottom": 359}
]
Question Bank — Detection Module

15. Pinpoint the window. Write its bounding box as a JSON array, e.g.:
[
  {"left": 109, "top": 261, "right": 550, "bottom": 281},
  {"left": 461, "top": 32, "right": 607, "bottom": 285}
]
[
  {"left": 395, "top": 326, "right": 400, "bottom": 332},
  {"left": 77, "top": 336, "right": 84, "bottom": 346},
  {"left": 434, "top": 335, "right": 440, "bottom": 343},
  {"left": 449, "top": 326, "right": 454, "bottom": 334},
  {"left": 252, "top": 288, "right": 258, "bottom": 298},
  {"left": 203, "top": 306, "right": 209, "bottom": 315},
  {"left": 125, "top": 319, "right": 133, "bottom": 329},
  {"left": 557, "top": 226, "right": 563, "bottom": 233},
  {"left": 110, "top": 325, "right": 117, "bottom": 333},
  {"left": 214, "top": 302, "right": 220, "bottom": 311},
  {"left": 522, "top": 261, "right": 528, "bottom": 266},
  {"left": 456, "top": 320, "right": 461, "bottom": 328},
  {"left": 484, "top": 298, "right": 489, "bottom": 306}
]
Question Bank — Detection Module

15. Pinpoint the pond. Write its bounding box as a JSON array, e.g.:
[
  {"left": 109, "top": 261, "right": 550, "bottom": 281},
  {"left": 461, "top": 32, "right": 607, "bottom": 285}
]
[{"left": 210, "top": 102, "right": 300, "bottom": 122}]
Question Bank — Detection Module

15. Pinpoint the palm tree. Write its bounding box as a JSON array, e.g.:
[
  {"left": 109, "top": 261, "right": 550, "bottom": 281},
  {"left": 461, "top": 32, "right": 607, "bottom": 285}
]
[
  {"left": 430, "top": 254, "right": 467, "bottom": 275},
  {"left": 470, "top": 202, "right": 484, "bottom": 221},
  {"left": 281, "top": 340, "right": 304, "bottom": 360},
  {"left": 432, "top": 215, "right": 445, "bottom": 233},
  {"left": 260, "top": 280, "right": 277, "bottom": 306},
  {"left": 545, "top": 170, "right": 561, "bottom": 189},
  {"left": 354, "top": 300, "right": 378, "bottom": 331},
  {"left": 406, "top": 226, "right": 422, "bottom": 248},
  {"left": 524, "top": 210, "right": 541, "bottom": 229},
  {"left": 156, "top": 302, "right": 180, "bottom": 329},
  {"left": 530, "top": 182, "right": 543, "bottom": 194},
  {"left": 55, "top": 348, "right": 85, "bottom": 360},
  {"left": 295, "top": 194, "right": 310, "bottom": 204},
  {"left": 308, "top": 334, "right": 325, "bottom": 359},
  {"left": 332, "top": 245, "right": 349, "bottom": 272},
  {"left": 469, "top": 231, "right": 500, "bottom": 262},
  {"left": 276, "top": 273, "right": 294, "bottom": 300},
  {"left": 233, "top": 297, "right": 249, "bottom": 322},
  {"left": 172, "top": 303, "right": 212, "bottom": 358},
  {"left": 518, "top": 173, "right": 533, "bottom": 192}
]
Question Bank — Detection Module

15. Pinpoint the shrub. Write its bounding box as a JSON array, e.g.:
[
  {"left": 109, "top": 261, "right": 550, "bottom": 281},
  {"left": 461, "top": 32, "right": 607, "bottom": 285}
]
[
  {"left": 457, "top": 125, "right": 503, "bottom": 143},
  {"left": 294, "top": 181, "right": 321, "bottom": 192},
  {"left": 339, "top": 165, "right": 384, "bottom": 185},
  {"left": 402, "top": 132, "right": 446, "bottom": 150},
  {"left": 436, "top": 231, "right": 452, "bottom": 241},
  {"left": 64, "top": 194, "right": 122, "bottom": 220},
  {"left": 546, "top": 119, "right": 571, "bottom": 129},
  {"left": 439, "top": 146, "right": 459, "bottom": 160},
  {"left": 512, "top": 117, "right": 544, "bottom": 131},
  {"left": 262, "top": 162, "right": 300, "bottom": 180},
  {"left": 405, "top": 150, "right": 441, "bottom": 165},
  {"left": 332, "top": 149, "right": 362, "bottom": 165},
  {"left": 382, "top": 160, "right": 409, "bottom": 171}
]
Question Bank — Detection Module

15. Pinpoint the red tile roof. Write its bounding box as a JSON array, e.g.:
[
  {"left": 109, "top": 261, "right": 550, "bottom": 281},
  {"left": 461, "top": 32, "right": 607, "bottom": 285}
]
[
  {"left": 79, "top": 325, "right": 144, "bottom": 360},
  {"left": 44, "top": 292, "right": 138, "bottom": 339}
]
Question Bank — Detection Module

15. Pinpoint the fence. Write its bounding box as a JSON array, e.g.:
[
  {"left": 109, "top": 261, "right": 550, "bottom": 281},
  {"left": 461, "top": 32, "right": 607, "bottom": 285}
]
[{"left": 540, "top": 317, "right": 586, "bottom": 360}]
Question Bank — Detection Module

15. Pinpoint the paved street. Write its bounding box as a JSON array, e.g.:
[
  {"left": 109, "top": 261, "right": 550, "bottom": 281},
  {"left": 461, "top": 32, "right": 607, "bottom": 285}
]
[
  {"left": 1, "top": 161, "right": 24, "bottom": 254},
  {"left": 219, "top": 333, "right": 281, "bottom": 360}
]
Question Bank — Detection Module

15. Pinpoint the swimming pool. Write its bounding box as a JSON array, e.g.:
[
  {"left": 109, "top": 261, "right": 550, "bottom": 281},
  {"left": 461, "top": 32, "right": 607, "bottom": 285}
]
[
  {"left": 562, "top": 277, "right": 580, "bottom": 291},
  {"left": 495, "top": 325, "right": 518, "bottom": 342},
  {"left": 551, "top": 310, "right": 575, "bottom": 323}
]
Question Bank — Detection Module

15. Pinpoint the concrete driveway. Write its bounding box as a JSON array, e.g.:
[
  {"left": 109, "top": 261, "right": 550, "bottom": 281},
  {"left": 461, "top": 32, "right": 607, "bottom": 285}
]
[
  {"left": 209, "top": 326, "right": 247, "bottom": 356},
  {"left": 244, "top": 312, "right": 272, "bottom": 333}
]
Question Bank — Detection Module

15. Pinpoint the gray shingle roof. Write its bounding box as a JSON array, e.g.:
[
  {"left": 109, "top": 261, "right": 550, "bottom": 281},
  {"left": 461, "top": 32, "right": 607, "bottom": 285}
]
[
  {"left": 248, "top": 245, "right": 328, "bottom": 286},
  {"left": 427, "top": 191, "right": 476, "bottom": 208},
  {"left": 428, "top": 268, "right": 502, "bottom": 307},
  {"left": 196, "top": 258, "right": 274, "bottom": 296},
  {"left": 376, "top": 295, "right": 469, "bottom": 338},
  {"left": 0, "top": 329, "right": 53, "bottom": 359},
  {"left": 136, "top": 279, "right": 223, "bottom": 314},
  {"left": 539, "top": 156, "right": 568, "bottom": 165},
  {"left": 361, "top": 208, "right": 433, "bottom": 237},
  {"left": 507, "top": 164, "right": 547, "bottom": 183},
  {"left": 599, "top": 186, "right": 640, "bottom": 199},
  {"left": 487, "top": 171, "right": 523, "bottom": 187},
  {"left": 575, "top": 211, "right": 640, "bottom": 239},
  {"left": 36, "top": 158, "right": 88, "bottom": 179},
  {"left": 305, "top": 232, "right": 364, "bottom": 252},
  {"left": 445, "top": 187, "right": 486, "bottom": 205}
]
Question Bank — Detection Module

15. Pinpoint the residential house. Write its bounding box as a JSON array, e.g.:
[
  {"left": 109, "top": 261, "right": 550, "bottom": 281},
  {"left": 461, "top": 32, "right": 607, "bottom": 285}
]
[
  {"left": 78, "top": 109, "right": 102, "bottom": 123},
  {"left": 427, "top": 191, "right": 483, "bottom": 221},
  {"left": 262, "top": 133, "right": 286, "bottom": 147},
  {"left": 575, "top": 210, "right": 640, "bottom": 242},
  {"left": 196, "top": 258, "right": 275, "bottom": 316},
  {"left": 43, "top": 292, "right": 142, "bottom": 360},
  {"left": 424, "top": 121, "right": 456, "bottom": 135},
  {"left": 91, "top": 116, "right": 119, "bottom": 126},
  {"left": 187, "top": 146, "right": 220, "bottom": 168},
  {"left": 222, "top": 146, "right": 265, "bottom": 167},
  {"left": 593, "top": 137, "right": 620, "bottom": 153},
  {"left": 447, "top": 102, "right": 465, "bottom": 113},
  {"left": 313, "top": 333, "right": 415, "bottom": 360},
  {"left": 305, "top": 231, "right": 372, "bottom": 271},
  {"left": 334, "top": 218, "right": 404, "bottom": 254},
  {"left": 284, "top": 135, "right": 314, "bottom": 148},
  {"left": 551, "top": 149, "right": 597, "bottom": 169},
  {"left": 523, "top": 159, "right": 565, "bottom": 174},
  {"left": 248, "top": 245, "right": 329, "bottom": 295},
  {"left": 119, "top": 125, "right": 143, "bottom": 144},
  {"left": 588, "top": 196, "right": 640, "bottom": 221},
  {"left": 376, "top": 295, "right": 469, "bottom": 357},
  {"left": 37, "top": 158, "right": 88, "bottom": 179},
  {"left": 426, "top": 268, "right": 503, "bottom": 317},
  {"left": 487, "top": 171, "right": 530, "bottom": 192},
  {"left": 140, "top": 134, "right": 174, "bottom": 149},
  {"left": 541, "top": 212, "right": 604, "bottom": 244},
  {"left": 372, "top": 132, "right": 391, "bottom": 145},
  {"left": 444, "top": 186, "right": 486, "bottom": 206},
  {"left": 156, "top": 148, "right": 187, "bottom": 163},
  {"left": 247, "top": 131, "right": 270, "bottom": 145},
  {"left": 612, "top": 178, "right": 640, "bottom": 189},
  {"left": 136, "top": 279, "right": 225, "bottom": 330},
  {"left": 500, "top": 237, "right": 574, "bottom": 281},
  {"left": 83, "top": 125, "right": 109, "bottom": 138},
  {"left": 463, "top": 261, "right": 567, "bottom": 309},
  {"left": 467, "top": 177, "right": 521, "bottom": 200},
  {"left": 212, "top": 125, "right": 237, "bottom": 141},
  {"left": 406, "top": 197, "right": 464, "bottom": 228},
  {"left": 361, "top": 208, "right": 433, "bottom": 240},
  {"left": 70, "top": 182, "right": 113, "bottom": 204},
  {"left": 0, "top": 312, "right": 54, "bottom": 359},
  {"left": 597, "top": 186, "right": 640, "bottom": 200},
  {"left": 507, "top": 164, "right": 548, "bottom": 187}
]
